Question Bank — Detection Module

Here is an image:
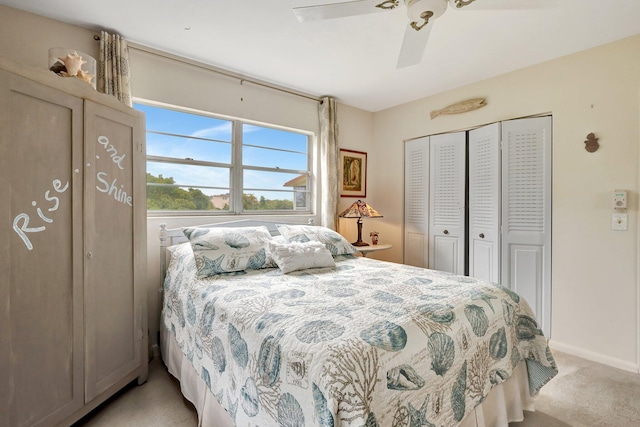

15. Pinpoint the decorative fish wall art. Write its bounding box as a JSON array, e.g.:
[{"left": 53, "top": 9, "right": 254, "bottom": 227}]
[{"left": 430, "top": 98, "right": 487, "bottom": 119}]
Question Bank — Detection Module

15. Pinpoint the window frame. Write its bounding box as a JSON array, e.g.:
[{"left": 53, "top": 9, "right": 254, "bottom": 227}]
[{"left": 136, "top": 100, "right": 314, "bottom": 217}]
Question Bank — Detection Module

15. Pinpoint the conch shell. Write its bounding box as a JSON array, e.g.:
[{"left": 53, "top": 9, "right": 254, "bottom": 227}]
[
  {"left": 57, "top": 51, "right": 86, "bottom": 77},
  {"left": 76, "top": 69, "right": 95, "bottom": 85}
]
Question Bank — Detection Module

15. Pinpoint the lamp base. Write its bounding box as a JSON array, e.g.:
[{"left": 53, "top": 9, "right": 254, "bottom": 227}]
[{"left": 350, "top": 218, "right": 370, "bottom": 246}]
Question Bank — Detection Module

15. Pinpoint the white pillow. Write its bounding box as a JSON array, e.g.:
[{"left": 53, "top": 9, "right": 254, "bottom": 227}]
[
  {"left": 276, "top": 224, "right": 358, "bottom": 256},
  {"left": 268, "top": 240, "right": 336, "bottom": 274},
  {"left": 271, "top": 235, "right": 287, "bottom": 244}
]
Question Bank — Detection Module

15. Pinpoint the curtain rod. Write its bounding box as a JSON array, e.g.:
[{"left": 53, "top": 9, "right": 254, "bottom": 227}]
[{"left": 95, "top": 35, "right": 322, "bottom": 103}]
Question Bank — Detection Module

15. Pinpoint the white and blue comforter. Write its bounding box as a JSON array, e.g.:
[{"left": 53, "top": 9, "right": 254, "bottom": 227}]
[{"left": 162, "top": 243, "right": 557, "bottom": 427}]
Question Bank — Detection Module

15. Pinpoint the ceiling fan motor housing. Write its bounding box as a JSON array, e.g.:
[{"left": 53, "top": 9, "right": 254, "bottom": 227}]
[{"left": 406, "top": 0, "right": 448, "bottom": 25}]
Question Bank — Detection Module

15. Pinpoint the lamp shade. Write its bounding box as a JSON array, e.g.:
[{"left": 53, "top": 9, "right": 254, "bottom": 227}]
[
  {"left": 338, "top": 200, "right": 382, "bottom": 246},
  {"left": 338, "top": 200, "right": 383, "bottom": 219}
]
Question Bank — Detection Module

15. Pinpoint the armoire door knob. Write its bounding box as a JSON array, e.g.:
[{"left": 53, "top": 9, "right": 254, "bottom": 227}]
[
  {"left": 479, "top": 233, "right": 485, "bottom": 239},
  {"left": 443, "top": 230, "right": 449, "bottom": 235}
]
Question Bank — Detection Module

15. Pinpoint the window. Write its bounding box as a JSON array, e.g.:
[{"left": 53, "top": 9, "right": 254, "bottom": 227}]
[{"left": 135, "top": 102, "right": 312, "bottom": 214}]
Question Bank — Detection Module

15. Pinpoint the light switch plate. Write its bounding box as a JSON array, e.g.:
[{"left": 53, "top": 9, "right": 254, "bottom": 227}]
[{"left": 612, "top": 213, "right": 628, "bottom": 231}]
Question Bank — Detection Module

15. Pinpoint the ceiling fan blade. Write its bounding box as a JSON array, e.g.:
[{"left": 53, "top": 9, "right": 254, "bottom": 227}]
[
  {"left": 293, "top": 0, "right": 398, "bottom": 22},
  {"left": 448, "top": 0, "right": 557, "bottom": 10},
  {"left": 397, "top": 21, "right": 432, "bottom": 68}
]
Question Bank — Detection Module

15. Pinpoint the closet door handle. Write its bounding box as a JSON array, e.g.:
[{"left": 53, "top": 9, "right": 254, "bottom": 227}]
[
  {"left": 443, "top": 230, "right": 449, "bottom": 235},
  {"left": 479, "top": 233, "right": 485, "bottom": 239}
]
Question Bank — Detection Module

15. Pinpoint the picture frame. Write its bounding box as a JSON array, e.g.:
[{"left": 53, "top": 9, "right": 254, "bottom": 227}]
[{"left": 339, "top": 149, "right": 367, "bottom": 197}]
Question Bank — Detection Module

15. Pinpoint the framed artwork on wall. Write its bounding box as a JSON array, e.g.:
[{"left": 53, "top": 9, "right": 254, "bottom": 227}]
[{"left": 339, "top": 149, "right": 367, "bottom": 197}]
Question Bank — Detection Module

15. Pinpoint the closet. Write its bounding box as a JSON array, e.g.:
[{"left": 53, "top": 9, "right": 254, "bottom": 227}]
[
  {"left": 404, "top": 116, "right": 551, "bottom": 336},
  {"left": 0, "top": 57, "right": 147, "bottom": 426}
]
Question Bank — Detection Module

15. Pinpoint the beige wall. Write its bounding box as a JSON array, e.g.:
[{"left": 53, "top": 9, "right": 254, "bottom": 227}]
[
  {"left": 370, "top": 35, "right": 640, "bottom": 371},
  {"left": 334, "top": 103, "right": 376, "bottom": 246},
  {"left": 0, "top": 5, "right": 98, "bottom": 70}
]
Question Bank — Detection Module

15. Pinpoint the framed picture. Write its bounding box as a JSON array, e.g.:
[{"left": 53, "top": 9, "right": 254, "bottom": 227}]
[{"left": 339, "top": 149, "right": 367, "bottom": 197}]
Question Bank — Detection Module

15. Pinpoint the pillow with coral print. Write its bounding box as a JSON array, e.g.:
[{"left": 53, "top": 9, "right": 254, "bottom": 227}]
[
  {"left": 275, "top": 224, "right": 358, "bottom": 256},
  {"left": 183, "top": 226, "right": 276, "bottom": 278}
]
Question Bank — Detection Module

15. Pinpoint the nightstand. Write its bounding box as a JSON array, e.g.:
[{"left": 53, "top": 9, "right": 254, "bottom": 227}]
[{"left": 358, "top": 244, "right": 392, "bottom": 257}]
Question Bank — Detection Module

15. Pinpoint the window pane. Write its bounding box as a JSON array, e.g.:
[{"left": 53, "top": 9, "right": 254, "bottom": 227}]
[
  {"left": 242, "top": 191, "right": 295, "bottom": 211},
  {"left": 242, "top": 145, "right": 307, "bottom": 170},
  {"left": 138, "top": 101, "right": 313, "bottom": 214},
  {"left": 243, "top": 124, "right": 308, "bottom": 152},
  {"left": 135, "top": 103, "right": 232, "bottom": 142},
  {"left": 147, "top": 133, "right": 232, "bottom": 163},
  {"left": 147, "top": 185, "right": 228, "bottom": 211},
  {"left": 148, "top": 161, "right": 230, "bottom": 188},
  {"left": 244, "top": 170, "right": 307, "bottom": 192}
]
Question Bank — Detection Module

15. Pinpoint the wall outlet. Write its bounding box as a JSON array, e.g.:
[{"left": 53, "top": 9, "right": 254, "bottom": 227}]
[{"left": 611, "top": 213, "right": 628, "bottom": 231}]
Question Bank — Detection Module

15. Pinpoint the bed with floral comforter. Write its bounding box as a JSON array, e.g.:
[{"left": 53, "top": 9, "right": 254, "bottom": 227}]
[{"left": 162, "top": 232, "right": 557, "bottom": 427}]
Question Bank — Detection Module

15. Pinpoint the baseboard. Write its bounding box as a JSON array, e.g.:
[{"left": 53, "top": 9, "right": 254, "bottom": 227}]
[{"left": 549, "top": 340, "right": 639, "bottom": 374}]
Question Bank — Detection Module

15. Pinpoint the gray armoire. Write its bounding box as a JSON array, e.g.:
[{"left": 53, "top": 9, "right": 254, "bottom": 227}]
[{"left": 0, "top": 56, "right": 148, "bottom": 427}]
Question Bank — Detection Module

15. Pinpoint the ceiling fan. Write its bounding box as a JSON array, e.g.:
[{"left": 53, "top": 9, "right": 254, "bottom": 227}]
[{"left": 293, "top": 0, "right": 543, "bottom": 68}]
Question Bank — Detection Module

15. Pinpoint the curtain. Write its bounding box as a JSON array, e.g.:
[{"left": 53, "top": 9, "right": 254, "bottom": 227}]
[
  {"left": 98, "top": 31, "right": 132, "bottom": 106},
  {"left": 319, "top": 96, "right": 339, "bottom": 229}
]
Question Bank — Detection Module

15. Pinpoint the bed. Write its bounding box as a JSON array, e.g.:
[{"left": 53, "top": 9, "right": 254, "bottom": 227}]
[{"left": 159, "top": 220, "right": 557, "bottom": 427}]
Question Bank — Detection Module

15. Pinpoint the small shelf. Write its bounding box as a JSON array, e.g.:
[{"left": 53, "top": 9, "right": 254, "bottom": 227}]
[{"left": 358, "top": 244, "right": 392, "bottom": 257}]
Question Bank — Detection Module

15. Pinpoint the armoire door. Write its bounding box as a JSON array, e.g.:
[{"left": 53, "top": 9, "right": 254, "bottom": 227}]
[
  {"left": 0, "top": 72, "right": 84, "bottom": 427},
  {"left": 468, "top": 122, "right": 501, "bottom": 282},
  {"left": 404, "top": 137, "right": 430, "bottom": 267},
  {"left": 83, "top": 100, "right": 146, "bottom": 401},
  {"left": 501, "top": 116, "right": 552, "bottom": 336},
  {"left": 429, "top": 132, "right": 466, "bottom": 274}
]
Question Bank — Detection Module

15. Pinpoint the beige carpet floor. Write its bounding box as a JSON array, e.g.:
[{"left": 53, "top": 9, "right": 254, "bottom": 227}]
[{"left": 74, "top": 350, "right": 640, "bottom": 427}]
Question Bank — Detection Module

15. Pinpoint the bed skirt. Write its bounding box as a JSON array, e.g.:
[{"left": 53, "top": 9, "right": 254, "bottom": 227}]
[{"left": 161, "top": 323, "right": 536, "bottom": 427}]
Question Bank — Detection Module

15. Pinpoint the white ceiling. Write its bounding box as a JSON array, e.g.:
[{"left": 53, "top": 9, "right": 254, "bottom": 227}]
[{"left": 3, "top": 0, "right": 640, "bottom": 111}]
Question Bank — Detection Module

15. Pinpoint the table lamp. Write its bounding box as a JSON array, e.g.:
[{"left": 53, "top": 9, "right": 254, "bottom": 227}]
[{"left": 338, "top": 200, "right": 383, "bottom": 246}]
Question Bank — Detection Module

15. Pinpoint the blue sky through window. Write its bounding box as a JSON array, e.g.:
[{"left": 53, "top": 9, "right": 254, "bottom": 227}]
[{"left": 135, "top": 103, "right": 309, "bottom": 204}]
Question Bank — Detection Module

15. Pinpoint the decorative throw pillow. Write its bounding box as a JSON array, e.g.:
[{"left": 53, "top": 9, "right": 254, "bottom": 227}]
[
  {"left": 276, "top": 224, "right": 358, "bottom": 256},
  {"left": 183, "top": 226, "right": 275, "bottom": 278},
  {"left": 268, "top": 240, "right": 336, "bottom": 274},
  {"left": 271, "top": 234, "right": 287, "bottom": 245}
]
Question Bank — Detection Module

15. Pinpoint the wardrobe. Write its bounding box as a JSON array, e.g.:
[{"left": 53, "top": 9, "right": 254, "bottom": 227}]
[
  {"left": 404, "top": 116, "right": 552, "bottom": 336},
  {"left": 0, "top": 56, "right": 147, "bottom": 426}
]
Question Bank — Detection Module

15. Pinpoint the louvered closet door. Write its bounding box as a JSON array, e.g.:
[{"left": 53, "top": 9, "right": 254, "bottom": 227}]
[
  {"left": 404, "top": 137, "right": 430, "bottom": 267},
  {"left": 469, "top": 123, "right": 501, "bottom": 282},
  {"left": 502, "top": 116, "right": 552, "bottom": 336},
  {"left": 429, "top": 132, "right": 466, "bottom": 274}
]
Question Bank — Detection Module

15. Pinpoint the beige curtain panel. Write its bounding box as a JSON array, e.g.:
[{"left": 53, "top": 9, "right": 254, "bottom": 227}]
[
  {"left": 319, "top": 96, "right": 339, "bottom": 229},
  {"left": 98, "top": 31, "right": 132, "bottom": 106}
]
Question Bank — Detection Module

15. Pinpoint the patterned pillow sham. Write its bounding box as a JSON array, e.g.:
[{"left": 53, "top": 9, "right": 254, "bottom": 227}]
[
  {"left": 183, "top": 226, "right": 276, "bottom": 278},
  {"left": 268, "top": 240, "right": 336, "bottom": 274},
  {"left": 275, "top": 224, "right": 358, "bottom": 256}
]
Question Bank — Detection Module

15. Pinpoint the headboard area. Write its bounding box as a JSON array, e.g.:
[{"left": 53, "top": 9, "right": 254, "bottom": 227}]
[{"left": 159, "top": 219, "right": 313, "bottom": 282}]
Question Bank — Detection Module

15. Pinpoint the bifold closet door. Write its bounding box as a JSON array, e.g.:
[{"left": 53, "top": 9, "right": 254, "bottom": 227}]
[
  {"left": 429, "top": 132, "right": 466, "bottom": 274},
  {"left": 501, "top": 116, "right": 552, "bottom": 336},
  {"left": 468, "top": 123, "right": 501, "bottom": 282},
  {"left": 404, "top": 137, "right": 429, "bottom": 267}
]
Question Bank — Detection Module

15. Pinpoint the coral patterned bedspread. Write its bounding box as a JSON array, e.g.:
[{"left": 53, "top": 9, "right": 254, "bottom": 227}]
[{"left": 162, "top": 243, "right": 557, "bottom": 427}]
